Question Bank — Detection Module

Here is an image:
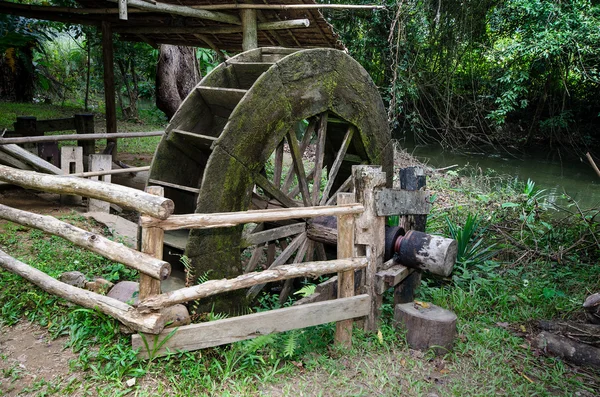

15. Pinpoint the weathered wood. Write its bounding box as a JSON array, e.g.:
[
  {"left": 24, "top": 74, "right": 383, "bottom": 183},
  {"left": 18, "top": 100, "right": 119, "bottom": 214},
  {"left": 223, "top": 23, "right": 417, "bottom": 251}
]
[
  {"left": 133, "top": 294, "right": 370, "bottom": 358},
  {"left": 325, "top": 175, "right": 354, "bottom": 205},
  {"left": 88, "top": 154, "right": 112, "bottom": 213},
  {"left": 375, "top": 189, "right": 432, "bottom": 216},
  {"left": 254, "top": 172, "right": 299, "bottom": 208},
  {"left": 0, "top": 165, "right": 174, "bottom": 219},
  {"left": 286, "top": 130, "right": 311, "bottom": 206},
  {"left": 108, "top": 0, "right": 241, "bottom": 25},
  {"left": 534, "top": 331, "right": 600, "bottom": 368},
  {"left": 148, "top": 178, "right": 200, "bottom": 194},
  {"left": 0, "top": 144, "right": 63, "bottom": 174},
  {"left": 141, "top": 203, "right": 364, "bottom": 230},
  {"left": 278, "top": 238, "right": 309, "bottom": 304},
  {"left": 60, "top": 146, "right": 84, "bottom": 205},
  {"left": 311, "top": 113, "right": 328, "bottom": 205},
  {"left": 395, "top": 302, "right": 457, "bottom": 355},
  {"left": 335, "top": 192, "right": 356, "bottom": 348},
  {"left": 246, "top": 232, "right": 307, "bottom": 299},
  {"left": 241, "top": 9, "right": 258, "bottom": 51},
  {"left": 65, "top": 165, "right": 150, "bottom": 178},
  {"left": 191, "top": 4, "right": 384, "bottom": 10},
  {"left": 273, "top": 141, "right": 284, "bottom": 188},
  {"left": 538, "top": 320, "right": 600, "bottom": 347},
  {"left": 118, "top": 0, "right": 127, "bottom": 20},
  {"left": 282, "top": 120, "right": 315, "bottom": 193},
  {"left": 0, "top": 149, "right": 34, "bottom": 170},
  {"left": 0, "top": 203, "right": 170, "bottom": 280},
  {"left": 243, "top": 222, "right": 306, "bottom": 246},
  {"left": 375, "top": 265, "right": 411, "bottom": 294},
  {"left": 170, "top": 129, "right": 217, "bottom": 149},
  {"left": 320, "top": 126, "right": 353, "bottom": 205},
  {"left": 138, "top": 257, "right": 368, "bottom": 311},
  {"left": 115, "top": 19, "right": 310, "bottom": 35},
  {"left": 0, "top": 249, "right": 164, "bottom": 334},
  {"left": 584, "top": 293, "right": 600, "bottom": 324},
  {"left": 140, "top": 186, "right": 165, "bottom": 300},
  {"left": 0, "top": 131, "right": 164, "bottom": 145},
  {"left": 394, "top": 271, "right": 421, "bottom": 305},
  {"left": 394, "top": 230, "right": 457, "bottom": 277},
  {"left": 244, "top": 243, "right": 265, "bottom": 273},
  {"left": 196, "top": 87, "right": 247, "bottom": 114},
  {"left": 353, "top": 165, "right": 386, "bottom": 332},
  {"left": 306, "top": 218, "right": 338, "bottom": 245}
]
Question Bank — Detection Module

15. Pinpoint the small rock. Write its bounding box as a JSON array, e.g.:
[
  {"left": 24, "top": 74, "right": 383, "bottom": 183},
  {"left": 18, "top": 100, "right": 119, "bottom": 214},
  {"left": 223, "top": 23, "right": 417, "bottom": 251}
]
[
  {"left": 85, "top": 278, "right": 113, "bottom": 294},
  {"left": 125, "top": 378, "right": 136, "bottom": 387},
  {"left": 107, "top": 281, "right": 140, "bottom": 304},
  {"left": 163, "top": 304, "right": 191, "bottom": 327},
  {"left": 59, "top": 271, "right": 87, "bottom": 288}
]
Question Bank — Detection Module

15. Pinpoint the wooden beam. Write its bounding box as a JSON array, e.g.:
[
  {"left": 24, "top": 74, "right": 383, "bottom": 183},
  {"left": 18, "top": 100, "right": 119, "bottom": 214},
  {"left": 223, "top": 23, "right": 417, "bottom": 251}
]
[
  {"left": 0, "top": 165, "right": 174, "bottom": 220},
  {"left": 140, "top": 203, "right": 364, "bottom": 230},
  {"left": 191, "top": 4, "right": 385, "bottom": 10},
  {"left": 109, "top": 0, "right": 241, "bottom": 25},
  {"left": 0, "top": 203, "right": 170, "bottom": 280},
  {"left": 64, "top": 166, "right": 150, "bottom": 178},
  {"left": 0, "top": 131, "right": 163, "bottom": 145},
  {"left": 137, "top": 257, "right": 368, "bottom": 311},
  {"left": 0, "top": 249, "right": 165, "bottom": 334},
  {"left": 241, "top": 9, "right": 258, "bottom": 51},
  {"left": 0, "top": 144, "right": 63, "bottom": 175},
  {"left": 113, "top": 19, "right": 310, "bottom": 35},
  {"left": 375, "top": 189, "right": 432, "bottom": 216},
  {"left": 0, "top": 2, "right": 146, "bottom": 15},
  {"left": 133, "top": 294, "right": 370, "bottom": 358}
]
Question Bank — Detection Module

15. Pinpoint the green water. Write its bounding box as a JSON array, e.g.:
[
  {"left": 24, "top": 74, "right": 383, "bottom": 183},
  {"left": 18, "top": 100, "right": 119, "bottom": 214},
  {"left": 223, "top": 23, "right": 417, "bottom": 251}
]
[{"left": 406, "top": 145, "right": 600, "bottom": 210}]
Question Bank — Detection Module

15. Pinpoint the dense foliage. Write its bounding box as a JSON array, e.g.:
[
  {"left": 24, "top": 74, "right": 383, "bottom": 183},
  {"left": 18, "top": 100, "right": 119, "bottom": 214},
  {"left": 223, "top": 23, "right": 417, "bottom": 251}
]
[{"left": 325, "top": 0, "right": 600, "bottom": 152}]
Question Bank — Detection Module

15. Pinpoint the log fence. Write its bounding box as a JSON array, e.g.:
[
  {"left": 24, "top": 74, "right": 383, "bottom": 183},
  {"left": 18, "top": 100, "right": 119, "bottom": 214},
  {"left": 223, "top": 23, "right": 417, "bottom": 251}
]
[{"left": 0, "top": 164, "right": 445, "bottom": 358}]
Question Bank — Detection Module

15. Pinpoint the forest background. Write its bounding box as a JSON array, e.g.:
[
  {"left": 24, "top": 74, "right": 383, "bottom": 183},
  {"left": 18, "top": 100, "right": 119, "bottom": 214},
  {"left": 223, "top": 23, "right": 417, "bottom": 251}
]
[{"left": 1, "top": 0, "right": 599, "bottom": 156}]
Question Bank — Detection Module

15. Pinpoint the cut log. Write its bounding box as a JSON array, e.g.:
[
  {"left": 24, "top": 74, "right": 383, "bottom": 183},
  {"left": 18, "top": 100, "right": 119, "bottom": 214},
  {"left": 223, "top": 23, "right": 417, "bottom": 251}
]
[
  {"left": 538, "top": 320, "right": 600, "bottom": 347},
  {"left": 394, "top": 302, "right": 457, "bottom": 355},
  {"left": 0, "top": 165, "right": 174, "bottom": 219},
  {"left": 534, "top": 331, "right": 600, "bottom": 368},
  {"left": 0, "top": 144, "right": 63, "bottom": 174},
  {"left": 0, "top": 249, "right": 165, "bottom": 334}
]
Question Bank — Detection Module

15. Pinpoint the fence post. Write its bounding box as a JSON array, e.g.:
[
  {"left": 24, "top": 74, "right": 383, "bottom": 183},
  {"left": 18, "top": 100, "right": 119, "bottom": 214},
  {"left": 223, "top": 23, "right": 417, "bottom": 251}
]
[
  {"left": 74, "top": 113, "right": 96, "bottom": 171},
  {"left": 88, "top": 154, "right": 113, "bottom": 213},
  {"left": 60, "top": 146, "right": 83, "bottom": 205},
  {"left": 395, "top": 167, "right": 427, "bottom": 305},
  {"left": 139, "top": 186, "right": 164, "bottom": 300},
  {"left": 352, "top": 165, "right": 386, "bottom": 332},
  {"left": 335, "top": 192, "right": 357, "bottom": 348}
]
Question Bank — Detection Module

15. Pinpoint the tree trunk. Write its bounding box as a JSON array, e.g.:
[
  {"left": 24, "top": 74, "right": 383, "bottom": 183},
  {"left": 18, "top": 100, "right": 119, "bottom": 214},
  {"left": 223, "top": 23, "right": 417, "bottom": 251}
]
[
  {"left": 0, "top": 46, "right": 34, "bottom": 102},
  {"left": 156, "top": 45, "right": 201, "bottom": 120}
]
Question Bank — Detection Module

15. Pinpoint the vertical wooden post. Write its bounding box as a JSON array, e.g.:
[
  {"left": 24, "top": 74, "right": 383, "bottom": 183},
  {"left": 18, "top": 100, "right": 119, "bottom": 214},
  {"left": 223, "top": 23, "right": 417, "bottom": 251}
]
[
  {"left": 395, "top": 167, "right": 427, "bottom": 305},
  {"left": 101, "top": 21, "right": 118, "bottom": 158},
  {"left": 74, "top": 113, "right": 96, "bottom": 171},
  {"left": 139, "top": 186, "right": 164, "bottom": 300},
  {"left": 14, "top": 116, "right": 39, "bottom": 154},
  {"left": 60, "top": 146, "right": 83, "bottom": 205},
  {"left": 241, "top": 9, "right": 258, "bottom": 51},
  {"left": 88, "top": 154, "right": 112, "bottom": 213},
  {"left": 353, "top": 165, "right": 386, "bottom": 332},
  {"left": 335, "top": 192, "right": 356, "bottom": 348}
]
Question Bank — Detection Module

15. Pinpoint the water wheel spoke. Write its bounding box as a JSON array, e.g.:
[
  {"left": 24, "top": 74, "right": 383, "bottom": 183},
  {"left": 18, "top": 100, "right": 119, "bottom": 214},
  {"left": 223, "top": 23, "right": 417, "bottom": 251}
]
[
  {"left": 320, "top": 125, "right": 355, "bottom": 205},
  {"left": 250, "top": 193, "right": 285, "bottom": 210},
  {"left": 273, "top": 141, "right": 284, "bottom": 189},
  {"left": 315, "top": 242, "right": 328, "bottom": 261},
  {"left": 278, "top": 238, "right": 310, "bottom": 304},
  {"left": 244, "top": 243, "right": 265, "bottom": 273},
  {"left": 282, "top": 119, "right": 316, "bottom": 193},
  {"left": 311, "top": 113, "right": 328, "bottom": 205},
  {"left": 247, "top": 232, "right": 308, "bottom": 299},
  {"left": 288, "top": 167, "right": 315, "bottom": 200},
  {"left": 286, "top": 131, "right": 311, "bottom": 206},
  {"left": 325, "top": 175, "right": 354, "bottom": 205},
  {"left": 243, "top": 223, "right": 306, "bottom": 246},
  {"left": 254, "top": 172, "right": 299, "bottom": 208}
]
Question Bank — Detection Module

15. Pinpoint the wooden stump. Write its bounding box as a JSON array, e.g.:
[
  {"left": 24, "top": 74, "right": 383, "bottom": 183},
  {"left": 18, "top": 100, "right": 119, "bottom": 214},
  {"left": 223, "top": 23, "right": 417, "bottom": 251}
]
[{"left": 394, "top": 302, "right": 456, "bottom": 355}]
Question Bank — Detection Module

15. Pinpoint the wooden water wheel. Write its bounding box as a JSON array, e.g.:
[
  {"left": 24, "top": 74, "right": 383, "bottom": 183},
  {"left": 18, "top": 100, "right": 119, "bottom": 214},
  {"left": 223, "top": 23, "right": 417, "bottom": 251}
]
[{"left": 148, "top": 47, "right": 392, "bottom": 309}]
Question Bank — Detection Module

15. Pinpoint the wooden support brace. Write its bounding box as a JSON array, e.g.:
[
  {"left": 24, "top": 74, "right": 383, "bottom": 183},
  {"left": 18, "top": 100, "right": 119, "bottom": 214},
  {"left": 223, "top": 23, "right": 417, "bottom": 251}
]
[{"left": 241, "top": 9, "right": 258, "bottom": 51}]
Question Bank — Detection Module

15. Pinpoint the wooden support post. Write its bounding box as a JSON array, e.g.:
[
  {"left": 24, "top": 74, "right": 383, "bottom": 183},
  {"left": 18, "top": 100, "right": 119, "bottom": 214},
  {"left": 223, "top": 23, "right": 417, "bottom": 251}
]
[
  {"left": 88, "top": 154, "right": 112, "bottom": 213},
  {"left": 14, "top": 116, "right": 39, "bottom": 155},
  {"left": 74, "top": 113, "right": 96, "bottom": 171},
  {"left": 335, "top": 192, "right": 356, "bottom": 348},
  {"left": 241, "top": 9, "right": 258, "bottom": 51},
  {"left": 140, "top": 186, "right": 164, "bottom": 300},
  {"left": 352, "top": 165, "right": 386, "bottom": 332},
  {"left": 395, "top": 167, "right": 427, "bottom": 306},
  {"left": 101, "top": 21, "right": 118, "bottom": 158},
  {"left": 60, "top": 146, "right": 83, "bottom": 205}
]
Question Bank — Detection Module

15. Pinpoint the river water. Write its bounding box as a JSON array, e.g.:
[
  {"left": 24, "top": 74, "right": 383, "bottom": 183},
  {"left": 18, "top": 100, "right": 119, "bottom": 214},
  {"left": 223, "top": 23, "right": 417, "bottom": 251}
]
[{"left": 404, "top": 144, "right": 600, "bottom": 210}]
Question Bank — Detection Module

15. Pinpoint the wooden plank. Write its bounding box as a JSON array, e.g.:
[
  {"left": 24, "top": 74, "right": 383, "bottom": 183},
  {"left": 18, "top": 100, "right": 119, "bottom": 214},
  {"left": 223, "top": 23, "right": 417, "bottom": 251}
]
[
  {"left": 35, "top": 118, "right": 75, "bottom": 133},
  {"left": 88, "top": 154, "right": 112, "bottom": 213},
  {"left": 0, "top": 149, "right": 34, "bottom": 170},
  {"left": 0, "top": 131, "right": 164, "bottom": 145},
  {"left": 140, "top": 186, "right": 164, "bottom": 300},
  {"left": 63, "top": 166, "right": 149, "bottom": 178},
  {"left": 0, "top": 144, "right": 63, "bottom": 174},
  {"left": 375, "top": 265, "right": 411, "bottom": 294},
  {"left": 140, "top": 203, "right": 364, "bottom": 230},
  {"left": 229, "top": 62, "right": 273, "bottom": 89},
  {"left": 243, "top": 222, "right": 305, "bottom": 246},
  {"left": 148, "top": 178, "right": 200, "bottom": 194},
  {"left": 133, "top": 294, "right": 370, "bottom": 358},
  {"left": 196, "top": 87, "right": 247, "bottom": 112},
  {"left": 170, "top": 129, "right": 217, "bottom": 149},
  {"left": 254, "top": 172, "right": 298, "bottom": 208},
  {"left": 138, "top": 257, "right": 368, "bottom": 310},
  {"left": 375, "top": 189, "right": 432, "bottom": 216},
  {"left": 335, "top": 192, "right": 356, "bottom": 348}
]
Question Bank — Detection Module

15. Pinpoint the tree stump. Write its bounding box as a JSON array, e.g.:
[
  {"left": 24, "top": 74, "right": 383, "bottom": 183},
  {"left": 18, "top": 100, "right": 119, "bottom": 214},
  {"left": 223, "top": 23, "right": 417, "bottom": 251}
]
[{"left": 395, "top": 302, "right": 457, "bottom": 355}]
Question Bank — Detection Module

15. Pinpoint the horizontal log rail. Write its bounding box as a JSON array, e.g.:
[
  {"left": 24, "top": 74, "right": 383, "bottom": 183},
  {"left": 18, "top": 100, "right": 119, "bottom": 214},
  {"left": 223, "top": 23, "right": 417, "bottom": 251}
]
[
  {"left": 0, "top": 131, "right": 163, "bottom": 145},
  {"left": 0, "top": 165, "right": 174, "bottom": 220},
  {"left": 137, "top": 257, "right": 368, "bottom": 311},
  {"left": 0, "top": 204, "right": 170, "bottom": 280},
  {"left": 140, "top": 203, "right": 364, "bottom": 230},
  {"left": 0, "top": 250, "right": 165, "bottom": 334},
  {"left": 62, "top": 166, "right": 150, "bottom": 178}
]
